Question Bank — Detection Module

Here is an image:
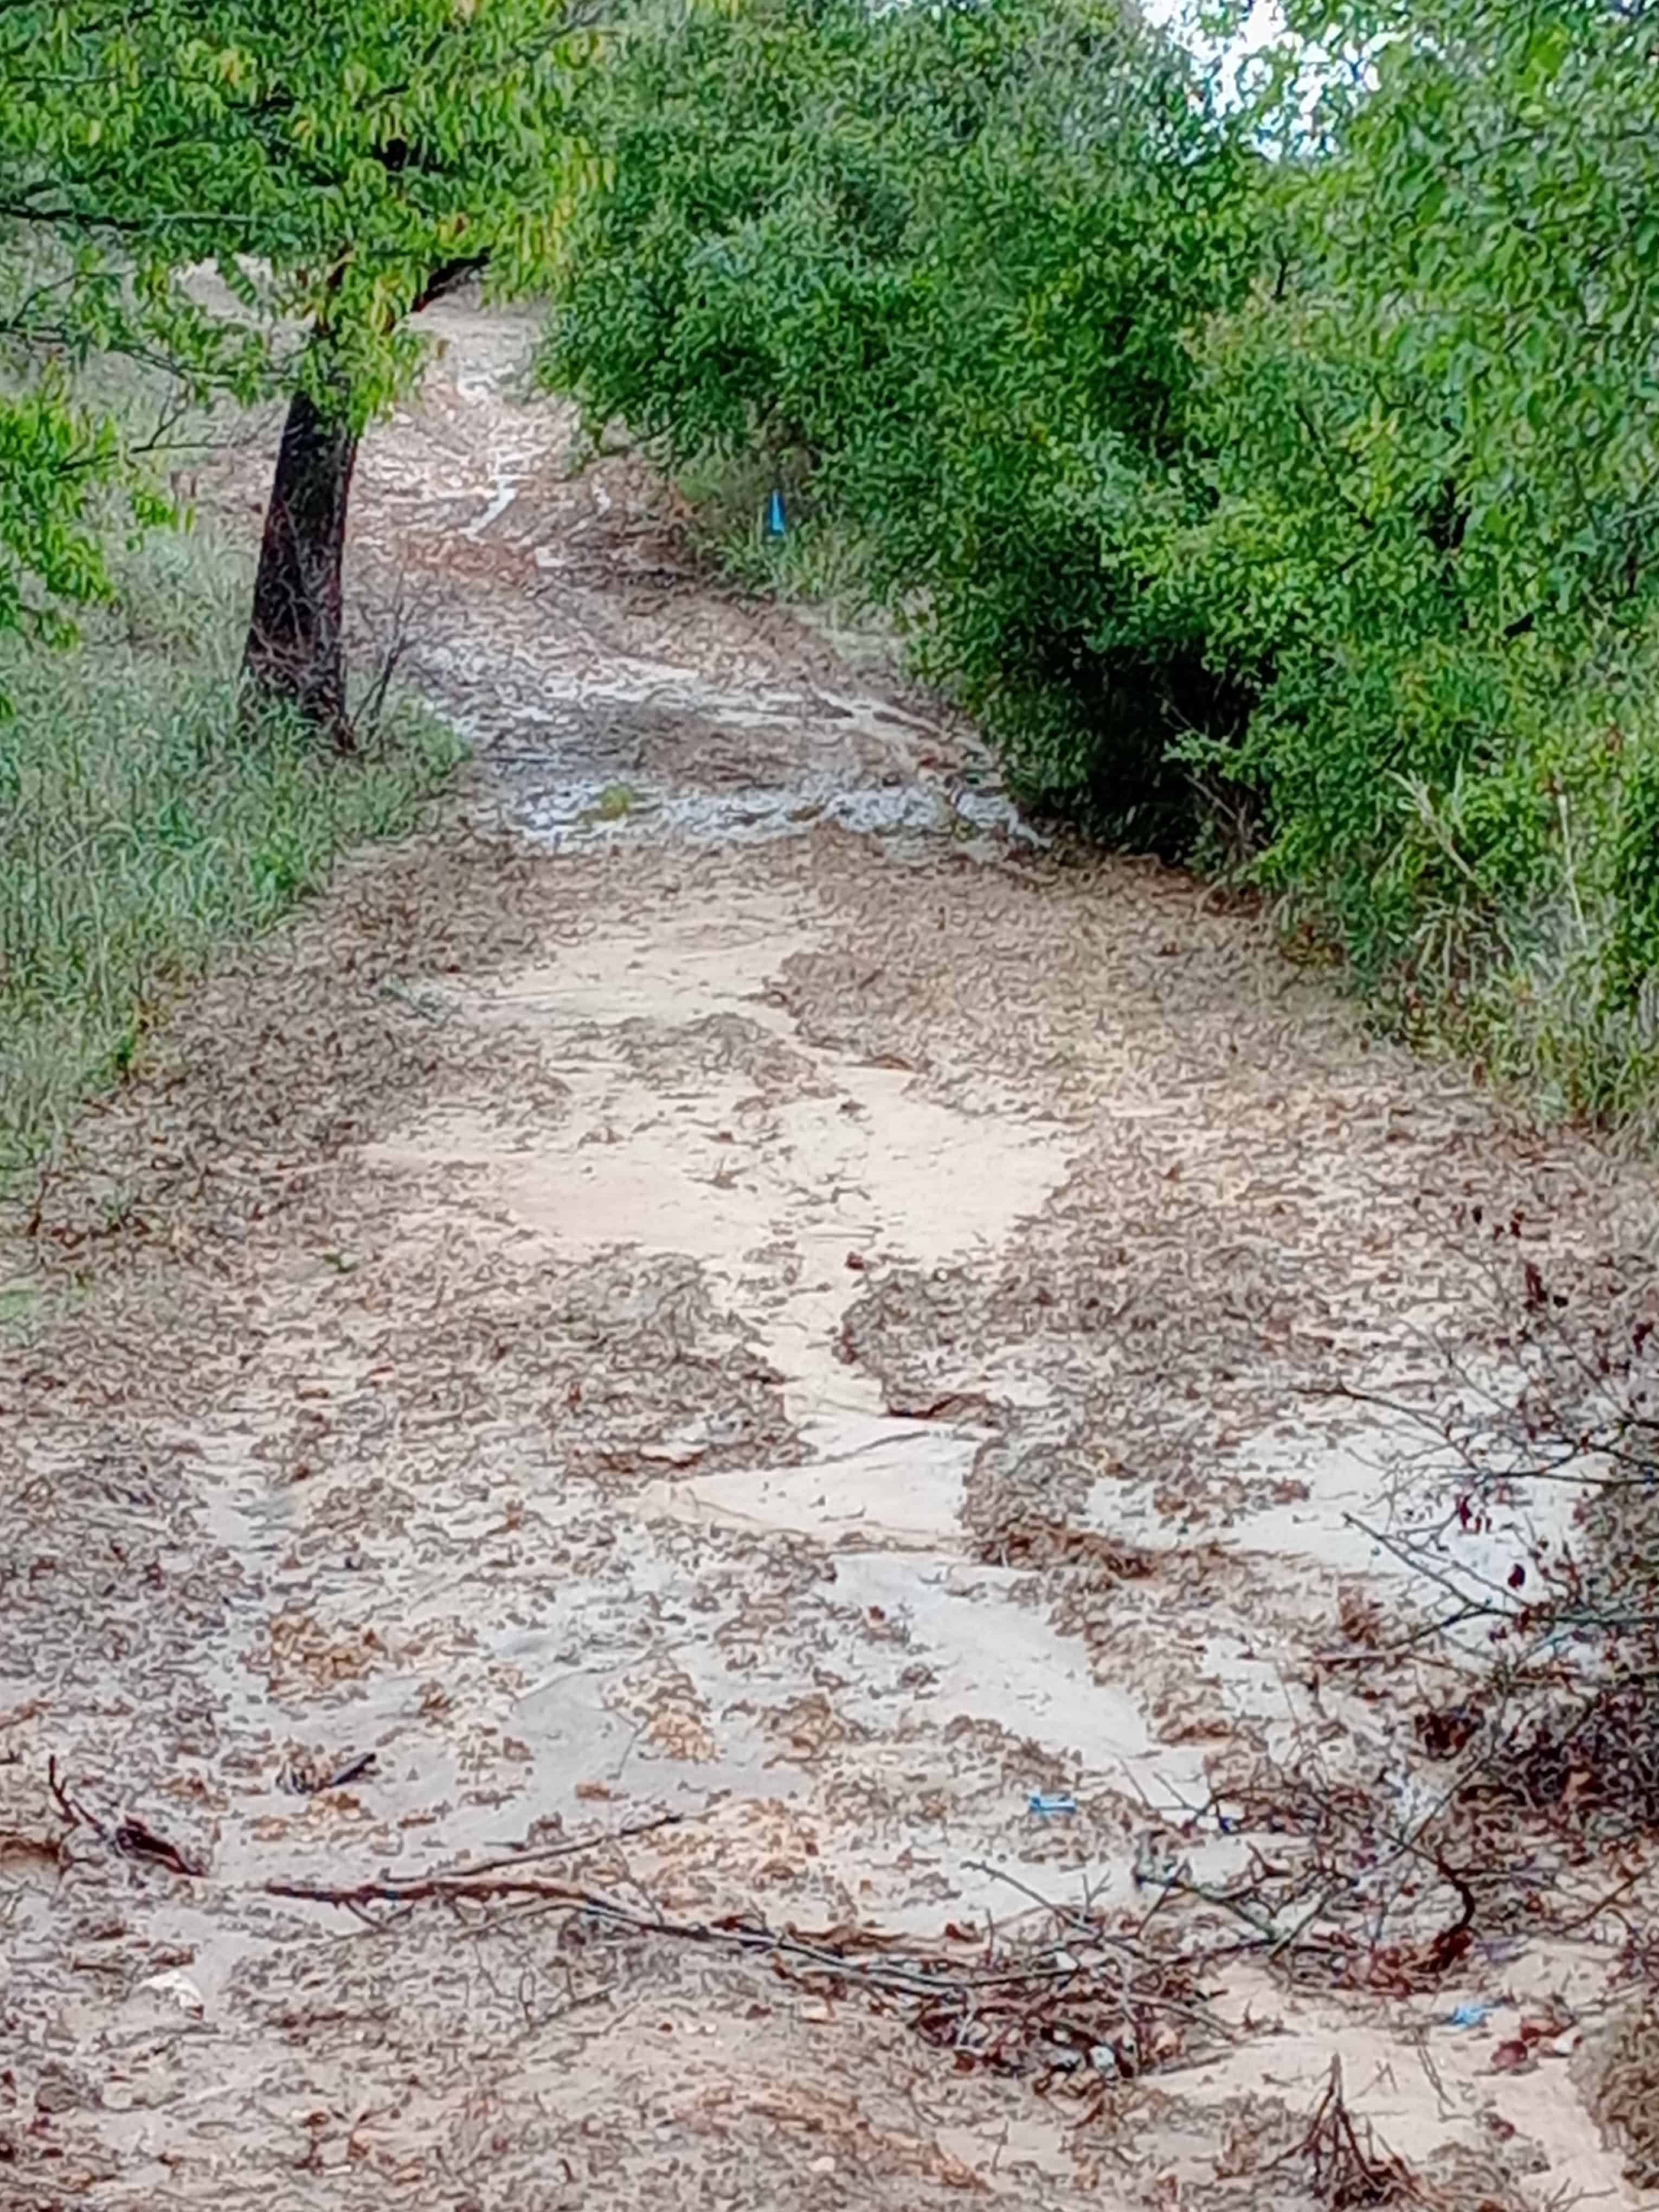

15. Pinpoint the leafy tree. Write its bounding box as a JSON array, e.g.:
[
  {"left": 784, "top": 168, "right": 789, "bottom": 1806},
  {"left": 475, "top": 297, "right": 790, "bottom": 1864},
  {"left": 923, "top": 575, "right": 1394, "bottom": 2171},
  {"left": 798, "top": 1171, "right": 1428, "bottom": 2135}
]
[
  {"left": 0, "top": 221, "right": 267, "bottom": 685},
  {"left": 0, "top": 374, "right": 141, "bottom": 661},
  {"left": 1168, "top": 0, "right": 1659, "bottom": 1060},
  {"left": 546, "top": 0, "right": 1254, "bottom": 843},
  {"left": 549, "top": 0, "right": 1659, "bottom": 1121},
  {"left": 0, "top": 0, "right": 601, "bottom": 741}
]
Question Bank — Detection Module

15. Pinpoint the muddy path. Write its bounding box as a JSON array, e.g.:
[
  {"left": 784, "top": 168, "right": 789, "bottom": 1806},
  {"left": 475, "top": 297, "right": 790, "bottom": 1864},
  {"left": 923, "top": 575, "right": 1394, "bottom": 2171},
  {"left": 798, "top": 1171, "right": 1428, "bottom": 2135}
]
[{"left": 3, "top": 298, "right": 1657, "bottom": 2211}]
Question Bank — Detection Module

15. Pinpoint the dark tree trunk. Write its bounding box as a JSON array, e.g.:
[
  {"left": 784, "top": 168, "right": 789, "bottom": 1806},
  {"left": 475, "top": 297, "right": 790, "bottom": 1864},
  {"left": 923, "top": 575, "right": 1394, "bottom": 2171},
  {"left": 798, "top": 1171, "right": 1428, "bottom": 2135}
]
[
  {"left": 241, "top": 383, "right": 359, "bottom": 751},
  {"left": 239, "top": 263, "right": 482, "bottom": 749}
]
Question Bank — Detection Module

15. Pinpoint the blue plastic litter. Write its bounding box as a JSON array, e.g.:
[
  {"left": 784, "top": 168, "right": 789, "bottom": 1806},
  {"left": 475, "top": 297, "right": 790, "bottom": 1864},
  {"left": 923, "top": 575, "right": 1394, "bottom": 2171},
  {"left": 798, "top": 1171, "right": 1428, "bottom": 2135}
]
[
  {"left": 1446, "top": 2001, "right": 1491, "bottom": 2028},
  {"left": 766, "top": 488, "right": 787, "bottom": 537},
  {"left": 1028, "top": 1792, "right": 1077, "bottom": 1819}
]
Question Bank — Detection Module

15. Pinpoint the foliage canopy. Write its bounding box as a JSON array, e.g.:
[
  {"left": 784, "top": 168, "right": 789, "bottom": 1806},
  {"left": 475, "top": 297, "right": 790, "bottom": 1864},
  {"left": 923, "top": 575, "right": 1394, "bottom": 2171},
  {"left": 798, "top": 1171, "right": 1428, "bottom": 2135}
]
[
  {"left": 0, "top": 0, "right": 599, "bottom": 683},
  {"left": 547, "top": 0, "right": 1659, "bottom": 1125}
]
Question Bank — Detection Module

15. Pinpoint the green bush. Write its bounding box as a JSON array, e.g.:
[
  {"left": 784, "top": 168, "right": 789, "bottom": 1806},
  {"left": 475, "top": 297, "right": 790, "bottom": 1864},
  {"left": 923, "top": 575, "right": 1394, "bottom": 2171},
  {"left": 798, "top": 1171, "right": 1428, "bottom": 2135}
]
[
  {"left": 1171, "top": 0, "right": 1659, "bottom": 1112},
  {"left": 545, "top": 0, "right": 1659, "bottom": 1130},
  {"left": 545, "top": 0, "right": 1253, "bottom": 850},
  {"left": 0, "top": 529, "right": 463, "bottom": 1193}
]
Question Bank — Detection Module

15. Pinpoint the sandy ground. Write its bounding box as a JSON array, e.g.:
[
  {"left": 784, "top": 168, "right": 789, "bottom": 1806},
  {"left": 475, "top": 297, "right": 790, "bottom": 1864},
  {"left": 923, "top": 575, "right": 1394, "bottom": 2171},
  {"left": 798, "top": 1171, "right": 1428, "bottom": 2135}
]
[{"left": 3, "top": 297, "right": 1657, "bottom": 2211}]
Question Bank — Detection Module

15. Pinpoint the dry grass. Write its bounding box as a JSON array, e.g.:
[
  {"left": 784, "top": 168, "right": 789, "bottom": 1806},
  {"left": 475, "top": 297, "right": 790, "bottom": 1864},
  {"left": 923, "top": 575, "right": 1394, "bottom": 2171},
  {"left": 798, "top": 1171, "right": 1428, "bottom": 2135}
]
[
  {"left": 1580, "top": 2002, "right": 1659, "bottom": 2191},
  {"left": 0, "top": 525, "right": 462, "bottom": 1201}
]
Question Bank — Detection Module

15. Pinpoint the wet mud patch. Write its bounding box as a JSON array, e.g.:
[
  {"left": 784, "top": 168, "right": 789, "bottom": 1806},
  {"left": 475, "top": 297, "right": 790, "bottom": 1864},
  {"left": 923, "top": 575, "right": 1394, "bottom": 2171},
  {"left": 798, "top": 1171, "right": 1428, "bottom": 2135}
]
[{"left": 307, "top": 1237, "right": 804, "bottom": 1496}]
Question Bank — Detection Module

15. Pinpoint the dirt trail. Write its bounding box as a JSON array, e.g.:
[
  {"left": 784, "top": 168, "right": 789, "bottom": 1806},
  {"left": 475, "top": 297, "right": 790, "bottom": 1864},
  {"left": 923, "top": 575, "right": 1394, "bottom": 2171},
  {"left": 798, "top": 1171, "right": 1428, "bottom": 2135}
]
[{"left": 3, "top": 299, "right": 1657, "bottom": 2211}]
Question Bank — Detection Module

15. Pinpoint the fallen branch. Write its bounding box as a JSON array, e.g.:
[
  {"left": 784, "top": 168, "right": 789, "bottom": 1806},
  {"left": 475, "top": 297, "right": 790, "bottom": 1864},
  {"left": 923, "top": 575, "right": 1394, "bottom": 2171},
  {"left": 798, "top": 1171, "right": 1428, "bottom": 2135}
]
[
  {"left": 961, "top": 1858, "right": 1232, "bottom": 2033},
  {"left": 265, "top": 1853, "right": 1230, "bottom": 2080},
  {"left": 270, "top": 1873, "right": 1049, "bottom": 1994}
]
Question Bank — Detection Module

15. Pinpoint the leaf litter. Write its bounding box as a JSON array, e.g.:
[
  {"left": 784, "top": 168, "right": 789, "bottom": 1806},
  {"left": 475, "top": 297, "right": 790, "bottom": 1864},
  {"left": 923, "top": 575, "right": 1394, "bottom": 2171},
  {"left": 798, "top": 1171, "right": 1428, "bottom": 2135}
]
[{"left": 2, "top": 291, "right": 1657, "bottom": 2209}]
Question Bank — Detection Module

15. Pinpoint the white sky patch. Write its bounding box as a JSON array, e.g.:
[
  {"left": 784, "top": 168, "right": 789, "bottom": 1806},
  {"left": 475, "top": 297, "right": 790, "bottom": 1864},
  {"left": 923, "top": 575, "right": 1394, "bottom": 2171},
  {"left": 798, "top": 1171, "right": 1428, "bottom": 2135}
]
[
  {"left": 1141, "top": 0, "right": 1368, "bottom": 144},
  {"left": 1139, "top": 0, "right": 1287, "bottom": 107}
]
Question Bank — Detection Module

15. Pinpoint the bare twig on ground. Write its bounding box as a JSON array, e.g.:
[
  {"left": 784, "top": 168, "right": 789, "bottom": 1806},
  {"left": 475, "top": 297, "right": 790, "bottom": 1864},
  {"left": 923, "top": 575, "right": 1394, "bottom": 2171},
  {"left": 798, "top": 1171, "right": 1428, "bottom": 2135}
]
[
  {"left": 394, "top": 1808, "right": 686, "bottom": 1882},
  {"left": 48, "top": 1754, "right": 203, "bottom": 1875},
  {"left": 1281, "top": 2055, "right": 1422, "bottom": 2207},
  {"left": 346, "top": 565, "right": 441, "bottom": 745},
  {"left": 277, "top": 1748, "right": 377, "bottom": 1796}
]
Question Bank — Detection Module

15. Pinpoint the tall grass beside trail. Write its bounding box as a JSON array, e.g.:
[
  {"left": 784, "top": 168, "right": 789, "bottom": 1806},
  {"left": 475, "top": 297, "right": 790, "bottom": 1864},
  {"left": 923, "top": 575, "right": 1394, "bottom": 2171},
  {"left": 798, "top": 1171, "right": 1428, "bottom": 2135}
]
[
  {"left": 0, "top": 528, "right": 464, "bottom": 1201},
  {"left": 668, "top": 447, "right": 874, "bottom": 614}
]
